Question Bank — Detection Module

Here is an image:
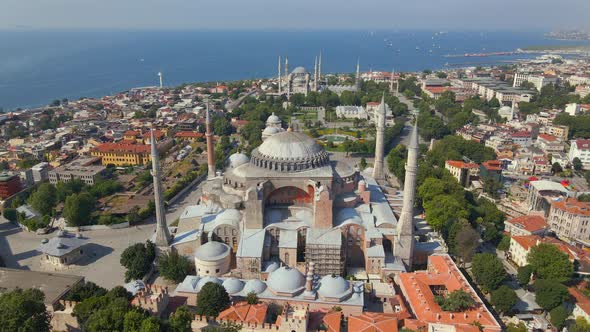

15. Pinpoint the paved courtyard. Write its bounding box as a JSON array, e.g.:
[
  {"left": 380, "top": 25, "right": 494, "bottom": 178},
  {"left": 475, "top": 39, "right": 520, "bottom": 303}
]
[{"left": 0, "top": 181, "right": 203, "bottom": 289}]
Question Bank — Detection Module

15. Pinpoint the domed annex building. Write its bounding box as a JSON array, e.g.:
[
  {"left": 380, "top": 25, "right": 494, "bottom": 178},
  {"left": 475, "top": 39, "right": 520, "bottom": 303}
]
[{"left": 176, "top": 102, "right": 421, "bottom": 283}]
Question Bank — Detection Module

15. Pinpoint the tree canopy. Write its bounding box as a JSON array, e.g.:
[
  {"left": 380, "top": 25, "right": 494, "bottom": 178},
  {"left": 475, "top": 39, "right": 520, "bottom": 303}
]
[
  {"left": 196, "top": 282, "right": 231, "bottom": 317},
  {"left": 528, "top": 243, "right": 573, "bottom": 282},
  {"left": 533, "top": 279, "right": 570, "bottom": 311},
  {"left": 435, "top": 289, "right": 476, "bottom": 312},
  {"left": 0, "top": 288, "right": 50, "bottom": 332},
  {"left": 120, "top": 241, "right": 156, "bottom": 282},
  {"left": 471, "top": 253, "right": 507, "bottom": 292},
  {"left": 490, "top": 285, "right": 517, "bottom": 314},
  {"left": 158, "top": 251, "right": 193, "bottom": 283}
]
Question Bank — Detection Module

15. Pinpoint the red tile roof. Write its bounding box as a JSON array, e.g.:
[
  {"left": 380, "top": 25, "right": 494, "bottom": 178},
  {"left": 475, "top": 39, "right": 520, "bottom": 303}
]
[
  {"left": 92, "top": 143, "right": 151, "bottom": 154},
  {"left": 322, "top": 311, "right": 342, "bottom": 332},
  {"left": 348, "top": 312, "right": 399, "bottom": 332},
  {"left": 538, "top": 134, "right": 557, "bottom": 142},
  {"left": 506, "top": 215, "right": 547, "bottom": 233},
  {"left": 575, "top": 139, "right": 590, "bottom": 151},
  {"left": 482, "top": 160, "right": 502, "bottom": 171},
  {"left": 398, "top": 255, "right": 501, "bottom": 332},
  {"left": 217, "top": 302, "right": 267, "bottom": 325},
  {"left": 175, "top": 131, "right": 204, "bottom": 139},
  {"left": 511, "top": 235, "right": 541, "bottom": 251},
  {"left": 446, "top": 160, "right": 479, "bottom": 169},
  {"left": 424, "top": 86, "right": 450, "bottom": 94},
  {"left": 569, "top": 287, "right": 590, "bottom": 315},
  {"left": 552, "top": 198, "right": 590, "bottom": 217},
  {"left": 511, "top": 131, "right": 531, "bottom": 138}
]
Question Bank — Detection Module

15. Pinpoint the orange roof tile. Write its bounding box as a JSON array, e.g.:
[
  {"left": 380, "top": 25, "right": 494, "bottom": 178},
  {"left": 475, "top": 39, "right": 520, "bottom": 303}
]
[
  {"left": 322, "top": 311, "right": 342, "bottom": 332},
  {"left": 552, "top": 198, "right": 590, "bottom": 217},
  {"left": 538, "top": 134, "right": 557, "bottom": 142},
  {"left": 482, "top": 160, "right": 502, "bottom": 171},
  {"left": 398, "top": 255, "right": 501, "bottom": 332},
  {"left": 506, "top": 215, "right": 547, "bottom": 233},
  {"left": 348, "top": 312, "right": 399, "bottom": 332},
  {"left": 217, "top": 302, "right": 267, "bottom": 325},
  {"left": 446, "top": 160, "right": 478, "bottom": 169},
  {"left": 175, "top": 131, "right": 204, "bottom": 138},
  {"left": 511, "top": 235, "right": 541, "bottom": 251},
  {"left": 569, "top": 287, "right": 590, "bottom": 315},
  {"left": 92, "top": 142, "right": 151, "bottom": 154}
]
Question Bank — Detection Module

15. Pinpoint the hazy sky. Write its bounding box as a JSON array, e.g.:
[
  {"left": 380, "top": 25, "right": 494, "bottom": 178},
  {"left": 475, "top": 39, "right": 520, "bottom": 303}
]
[{"left": 1, "top": 0, "right": 589, "bottom": 31}]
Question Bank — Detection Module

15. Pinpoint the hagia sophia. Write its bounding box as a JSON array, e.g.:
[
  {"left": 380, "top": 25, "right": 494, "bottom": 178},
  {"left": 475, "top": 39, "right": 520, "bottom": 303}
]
[
  {"left": 137, "top": 69, "right": 500, "bottom": 331},
  {"left": 168, "top": 96, "right": 421, "bottom": 284}
]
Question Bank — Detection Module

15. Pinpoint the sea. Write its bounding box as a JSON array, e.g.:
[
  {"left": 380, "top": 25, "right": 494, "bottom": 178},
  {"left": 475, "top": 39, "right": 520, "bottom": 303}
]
[{"left": 1, "top": 29, "right": 589, "bottom": 110}]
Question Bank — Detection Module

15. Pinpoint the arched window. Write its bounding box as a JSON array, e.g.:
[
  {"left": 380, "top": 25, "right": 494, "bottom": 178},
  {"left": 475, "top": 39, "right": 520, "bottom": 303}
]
[{"left": 284, "top": 252, "right": 290, "bottom": 264}]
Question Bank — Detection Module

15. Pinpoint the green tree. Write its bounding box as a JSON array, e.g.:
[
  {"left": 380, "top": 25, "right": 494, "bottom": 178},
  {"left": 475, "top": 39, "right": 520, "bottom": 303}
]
[
  {"left": 571, "top": 317, "right": 590, "bottom": 332},
  {"left": 496, "top": 235, "right": 510, "bottom": 251},
  {"left": 123, "top": 310, "right": 147, "bottom": 332},
  {"left": 435, "top": 289, "right": 476, "bottom": 312},
  {"left": 453, "top": 221, "right": 480, "bottom": 266},
  {"left": 550, "top": 305, "right": 569, "bottom": 330},
  {"left": 506, "top": 322, "right": 527, "bottom": 332},
  {"left": 168, "top": 305, "right": 193, "bottom": 332},
  {"left": 533, "top": 279, "right": 570, "bottom": 311},
  {"left": 359, "top": 157, "right": 367, "bottom": 170},
  {"left": 120, "top": 241, "right": 156, "bottom": 282},
  {"left": 517, "top": 265, "right": 533, "bottom": 286},
  {"left": 471, "top": 253, "right": 507, "bottom": 292},
  {"left": 158, "top": 251, "right": 193, "bottom": 283},
  {"left": 246, "top": 292, "right": 259, "bottom": 305},
  {"left": 139, "top": 316, "right": 161, "bottom": 332},
  {"left": 196, "top": 282, "right": 231, "bottom": 317},
  {"left": 423, "top": 195, "right": 468, "bottom": 231},
  {"left": 64, "top": 281, "right": 107, "bottom": 301},
  {"left": 63, "top": 191, "right": 96, "bottom": 227},
  {"left": 213, "top": 117, "right": 233, "bottom": 136},
  {"left": 574, "top": 157, "right": 584, "bottom": 171},
  {"left": 28, "top": 183, "right": 56, "bottom": 216},
  {"left": 528, "top": 243, "right": 573, "bottom": 282},
  {"left": 490, "top": 285, "right": 517, "bottom": 314},
  {"left": 0, "top": 288, "right": 50, "bottom": 332},
  {"left": 551, "top": 162, "right": 563, "bottom": 174}
]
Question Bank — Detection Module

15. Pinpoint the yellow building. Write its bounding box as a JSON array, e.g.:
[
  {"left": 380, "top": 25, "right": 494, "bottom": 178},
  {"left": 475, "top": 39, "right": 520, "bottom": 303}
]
[{"left": 91, "top": 143, "right": 152, "bottom": 166}]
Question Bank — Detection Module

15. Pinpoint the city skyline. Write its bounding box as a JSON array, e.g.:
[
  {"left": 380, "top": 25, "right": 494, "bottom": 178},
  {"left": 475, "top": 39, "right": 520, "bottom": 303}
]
[{"left": 1, "top": 0, "right": 589, "bottom": 31}]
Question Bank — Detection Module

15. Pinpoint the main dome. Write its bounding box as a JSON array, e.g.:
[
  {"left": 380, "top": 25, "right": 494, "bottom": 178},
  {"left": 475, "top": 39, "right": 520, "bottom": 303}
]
[{"left": 250, "top": 131, "right": 329, "bottom": 172}]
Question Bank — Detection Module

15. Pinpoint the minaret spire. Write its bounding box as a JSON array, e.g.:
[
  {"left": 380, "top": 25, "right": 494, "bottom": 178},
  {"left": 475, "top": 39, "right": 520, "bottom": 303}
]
[
  {"left": 151, "top": 126, "right": 171, "bottom": 247},
  {"left": 278, "top": 56, "right": 282, "bottom": 95},
  {"left": 205, "top": 103, "right": 216, "bottom": 178},
  {"left": 318, "top": 52, "right": 322, "bottom": 85},
  {"left": 372, "top": 93, "right": 386, "bottom": 181},
  {"left": 313, "top": 56, "right": 318, "bottom": 92},
  {"left": 355, "top": 58, "right": 361, "bottom": 90},
  {"left": 285, "top": 56, "right": 290, "bottom": 99},
  {"left": 396, "top": 122, "right": 418, "bottom": 269},
  {"left": 390, "top": 68, "right": 395, "bottom": 93}
]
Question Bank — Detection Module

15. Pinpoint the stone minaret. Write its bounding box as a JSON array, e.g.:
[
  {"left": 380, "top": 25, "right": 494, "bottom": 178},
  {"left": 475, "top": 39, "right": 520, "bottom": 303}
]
[
  {"left": 151, "top": 128, "right": 171, "bottom": 247},
  {"left": 278, "top": 56, "right": 282, "bottom": 95},
  {"left": 396, "top": 123, "right": 418, "bottom": 269},
  {"left": 285, "top": 56, "right": 290, "bottom": 99},
  {"left": 355, "top": 59, "right": 361, "bottom": 90},
  {"left": 205, "top": 104, "right": 216, "bottom": 178},
  {"left": 318, "top": 52, "right": 322, "bottom": 84},
  {"left": 372, "top": 95, "right": 386, "bottom": 181},
  {"left": 313, "top": 56, "right": 318, "bottom": 92},
  {"left": 390, "top": 68, "right": 395, "bottom": 93}
]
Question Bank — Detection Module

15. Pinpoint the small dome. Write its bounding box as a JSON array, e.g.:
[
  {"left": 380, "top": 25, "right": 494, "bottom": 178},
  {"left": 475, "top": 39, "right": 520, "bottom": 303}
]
[
  {"left": 317, "top": 275, "right": 351, "bottom": 299},
  {"left": 267, "top": 266, "right": 305, "bottom": 294},
  {"left": 222, "top": 278, "right": 245, "bottom": 295},
  {"left": 264, "top": 261, "right": 280, "bottom": 273},
  {"left": 229, "top": 153, "right": 250, "bottom": 168},
  {"left": 243, "top": 279, "right": 267, "bottom": 295},
  {"left": 194, "top": 241, "right": 231, "bottom": 261},
  {"left": 196, "top": 276, "right": 222, "bottom": 291},
  {"left": 266, "top": 113, "right": 281, "bottom": 125}
]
